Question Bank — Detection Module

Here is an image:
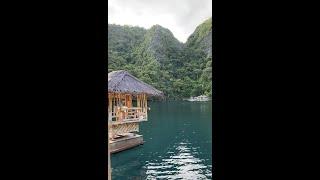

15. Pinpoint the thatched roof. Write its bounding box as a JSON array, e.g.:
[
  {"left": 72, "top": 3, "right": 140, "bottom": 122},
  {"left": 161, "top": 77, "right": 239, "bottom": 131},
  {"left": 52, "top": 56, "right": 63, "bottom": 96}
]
[{"left": 108, "top": 70, "right": 164, "bottom": 97}]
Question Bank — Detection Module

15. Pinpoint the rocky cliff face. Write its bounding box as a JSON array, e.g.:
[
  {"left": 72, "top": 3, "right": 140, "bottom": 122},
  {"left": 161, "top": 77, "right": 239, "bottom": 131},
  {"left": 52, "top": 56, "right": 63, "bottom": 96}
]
[
  {"left": 186, "top": 17, "right": 212, "bottom": 57},
  {"left": 139, "top": 24, "right": 183, "bottom": 63}
]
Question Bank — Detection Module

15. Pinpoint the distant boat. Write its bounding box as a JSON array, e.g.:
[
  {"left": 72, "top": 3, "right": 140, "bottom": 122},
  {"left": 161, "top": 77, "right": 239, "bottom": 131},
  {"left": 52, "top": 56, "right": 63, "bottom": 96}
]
[{"left": 185, "top": 95, "right": 210, "bottom": 102}]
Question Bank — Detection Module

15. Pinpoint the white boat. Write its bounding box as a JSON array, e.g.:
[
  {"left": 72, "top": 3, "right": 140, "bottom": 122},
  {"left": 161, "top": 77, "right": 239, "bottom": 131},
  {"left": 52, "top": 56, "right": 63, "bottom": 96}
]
[{"left": 186, "top": 95, "right": 210, "bottom": 102}]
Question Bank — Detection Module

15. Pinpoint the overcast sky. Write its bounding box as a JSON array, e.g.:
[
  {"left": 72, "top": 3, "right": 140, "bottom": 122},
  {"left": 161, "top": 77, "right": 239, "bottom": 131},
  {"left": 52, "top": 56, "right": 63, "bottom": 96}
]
[{"left": 108, "top": 0, "right": 212, "bottom": 43}]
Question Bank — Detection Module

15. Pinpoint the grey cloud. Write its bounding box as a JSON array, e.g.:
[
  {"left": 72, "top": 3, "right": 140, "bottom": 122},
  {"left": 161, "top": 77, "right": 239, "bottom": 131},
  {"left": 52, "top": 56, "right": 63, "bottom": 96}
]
[{"left": 108, "top": 0, "right": 212, "bottom": 42}]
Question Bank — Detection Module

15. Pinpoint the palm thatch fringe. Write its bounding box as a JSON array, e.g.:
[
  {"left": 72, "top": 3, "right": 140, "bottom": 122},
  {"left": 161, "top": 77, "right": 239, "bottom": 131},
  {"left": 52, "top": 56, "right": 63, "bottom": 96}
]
[{"left": 108, "top": 70, "right": 164, "bottom": 97}]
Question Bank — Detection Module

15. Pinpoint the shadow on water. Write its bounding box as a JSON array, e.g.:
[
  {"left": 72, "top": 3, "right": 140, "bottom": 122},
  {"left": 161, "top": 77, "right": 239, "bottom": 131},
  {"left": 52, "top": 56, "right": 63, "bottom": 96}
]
[{"left": 111, "top": 101, "right": 212, "bottom": 180}]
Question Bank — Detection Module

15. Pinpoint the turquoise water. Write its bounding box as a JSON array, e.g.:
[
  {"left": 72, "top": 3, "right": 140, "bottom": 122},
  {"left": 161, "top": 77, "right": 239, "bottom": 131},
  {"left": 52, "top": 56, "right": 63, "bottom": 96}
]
[{"left": 111, "top": 101, "right": 212, "bottom": 180}]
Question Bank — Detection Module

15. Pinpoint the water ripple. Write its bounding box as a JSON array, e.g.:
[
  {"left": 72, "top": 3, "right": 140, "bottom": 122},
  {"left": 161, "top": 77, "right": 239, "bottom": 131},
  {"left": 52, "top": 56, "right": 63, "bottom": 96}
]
[
  {"left": 111, "top": 102, "right": 212, "bottom": 180},
  {"left": 144, "top": 142, "right": 212, "bottom": 180}
]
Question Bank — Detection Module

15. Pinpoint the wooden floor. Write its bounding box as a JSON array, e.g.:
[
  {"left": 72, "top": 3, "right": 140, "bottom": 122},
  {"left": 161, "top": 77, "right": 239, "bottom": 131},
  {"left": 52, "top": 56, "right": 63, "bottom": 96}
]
[
  {"left": 109, "top": 119, "right": 147, "bottom": 125},
  {"left": 110, "top": 133, "right": 144, "bottom": 154}
]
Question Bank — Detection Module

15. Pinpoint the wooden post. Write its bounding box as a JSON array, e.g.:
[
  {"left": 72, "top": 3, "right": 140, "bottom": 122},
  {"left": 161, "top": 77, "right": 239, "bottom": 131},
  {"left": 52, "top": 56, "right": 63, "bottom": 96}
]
[
  {"left": 144, "top": 94, "right": 146, "bottom": 113},
  {"left": 108, "top": 93, "right": 112, "bottom": 121},
  {"left": 107, "top": 93, "right": 111, "bottom": 179},
  {"left": 108, "top": 123, "right": 111, "bottom": 180},
  {"left": 145, "top": 94, "right": 148, "bottom": 119}
]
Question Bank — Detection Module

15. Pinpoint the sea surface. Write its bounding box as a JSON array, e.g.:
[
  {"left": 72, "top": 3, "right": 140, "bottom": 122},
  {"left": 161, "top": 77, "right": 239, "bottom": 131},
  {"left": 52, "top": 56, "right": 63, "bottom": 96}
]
[{"left": 111, "top": 101, "right": 212, "bottom": 180}]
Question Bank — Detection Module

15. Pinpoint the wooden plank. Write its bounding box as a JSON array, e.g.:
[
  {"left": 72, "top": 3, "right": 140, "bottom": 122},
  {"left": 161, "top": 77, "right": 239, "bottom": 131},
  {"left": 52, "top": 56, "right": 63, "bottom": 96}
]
[
  {"left": 110, "top": 122, "right": 140, "bottom": 135},
  {"left": 110, "top": 119, "right": 147, "bottom": 125},
  {"left": 109, "top": 134, "right": 144, "bottom": 154},
  {"left": 127, "top": 107, "right": 142, "bottom": 110}
]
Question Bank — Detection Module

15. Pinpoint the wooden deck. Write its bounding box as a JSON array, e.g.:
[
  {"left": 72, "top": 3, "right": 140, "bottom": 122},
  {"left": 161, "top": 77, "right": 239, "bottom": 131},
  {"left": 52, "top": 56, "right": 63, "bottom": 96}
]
[
  {"left": 109, "top": 133, "right": 144, "bottom": 154},
  {"left": 108, "top": 111, "right": 147, "bottom": 137},
  {"left": 109, "top": 119, "right": 147, "bottom": 125}
]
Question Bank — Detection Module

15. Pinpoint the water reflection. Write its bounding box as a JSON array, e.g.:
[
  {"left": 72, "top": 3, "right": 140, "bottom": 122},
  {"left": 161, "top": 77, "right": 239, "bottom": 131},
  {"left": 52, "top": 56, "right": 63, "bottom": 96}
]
[
  {"left": 111, "top": 102, "right": 212, "bottom": 180},
  {"left": 111, "top": 159, "right": 147, "bottom": 179},
  {"left": 145, "top": 141, "right": 211, "bottom": 180}
]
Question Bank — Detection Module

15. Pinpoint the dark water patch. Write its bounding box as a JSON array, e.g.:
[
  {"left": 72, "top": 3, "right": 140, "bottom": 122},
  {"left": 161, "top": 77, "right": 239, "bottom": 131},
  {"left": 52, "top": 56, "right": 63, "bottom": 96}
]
[{"left": 111, "top": 101, "right": 212, "bottom": 180}]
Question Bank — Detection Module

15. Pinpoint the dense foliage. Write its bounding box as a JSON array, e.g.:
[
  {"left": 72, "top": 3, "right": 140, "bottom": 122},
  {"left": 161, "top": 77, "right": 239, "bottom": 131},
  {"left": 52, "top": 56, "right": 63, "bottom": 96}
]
[{"left": 108, "top": 18, "right": 212, "bottom": 100}]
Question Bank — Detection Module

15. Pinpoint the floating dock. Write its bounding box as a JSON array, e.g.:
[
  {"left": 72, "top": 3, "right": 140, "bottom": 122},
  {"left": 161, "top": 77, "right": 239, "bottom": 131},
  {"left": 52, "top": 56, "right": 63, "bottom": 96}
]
[{"left": 109, "top": 133, "right": 144, "bottom": 154}]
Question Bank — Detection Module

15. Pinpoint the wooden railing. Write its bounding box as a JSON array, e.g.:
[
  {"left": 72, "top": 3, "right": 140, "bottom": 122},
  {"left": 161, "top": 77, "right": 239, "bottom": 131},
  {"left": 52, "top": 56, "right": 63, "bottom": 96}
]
[
  {"left": 126, "top": 107, "right": 143, "bottom": 119},
  {"left": 109, "top": 106, "right": 147, "bottom": 123}
]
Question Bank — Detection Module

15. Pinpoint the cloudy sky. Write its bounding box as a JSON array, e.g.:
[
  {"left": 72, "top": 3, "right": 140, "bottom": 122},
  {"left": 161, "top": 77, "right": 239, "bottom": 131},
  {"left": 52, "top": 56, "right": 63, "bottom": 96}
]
[{"left": 108, "top": 0, "right": 212, "bottom": 43}]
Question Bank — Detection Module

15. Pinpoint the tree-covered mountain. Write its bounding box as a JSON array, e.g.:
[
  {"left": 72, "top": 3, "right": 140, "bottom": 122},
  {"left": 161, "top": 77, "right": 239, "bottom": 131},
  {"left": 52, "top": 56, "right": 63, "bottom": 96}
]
[
  {"left": 137, "top": 25, "right": 183, "bottom": 63},
  {"left": 108, "top": 18, "right": 213, "bottom": 99},
  {"left": 186, "top": 17, "right": 212, "bottom": 57},
  {"left": 185, "top": 17, "right": 213, "bottom": 97},
  {"left": 108, "top": 24, "right": 147, "bottom": 72}
]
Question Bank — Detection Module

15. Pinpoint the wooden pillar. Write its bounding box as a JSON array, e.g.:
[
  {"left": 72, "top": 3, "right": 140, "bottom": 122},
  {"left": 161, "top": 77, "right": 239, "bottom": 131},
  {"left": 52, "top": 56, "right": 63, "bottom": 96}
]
[
  {"left": 144, "top": 94, "right": 146, "bottom": 113},
  {"left": 137, "top": 94, "right": 140, "bottom": 108},
  {"left": 140, "top": 94, "right": 144, "bottom": 112},
  {"left": 113, "top": 94, "right": 116, "bottom": 121},
  {"left": 108, "top": 89, "right": 113, "bottom": 179},
  {"left": 108, "top": 123, "right": 111, "bottom": 180},
  {"left": 127, "top": 94, "right": 132, "bottom": 108},
  {"left": 144, "top": 94, "right": 146, "bottom": 112},
  {"left": 137, "top": 94, "right": 141, "bottom": 117},
  {"left": 145, "top": 94, "right": 148, "bottom": 119},
  {"left": 108, "top": 93, "right": 112, "bottom": 121},
  {"left": 116, "top": 93, "right": 121, "bottom": 121}
]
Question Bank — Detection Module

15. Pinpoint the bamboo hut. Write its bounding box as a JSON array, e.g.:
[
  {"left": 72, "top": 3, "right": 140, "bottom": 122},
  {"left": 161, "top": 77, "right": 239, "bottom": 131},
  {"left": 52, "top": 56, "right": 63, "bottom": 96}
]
[{"left": 108, "top": 70, "right": 164, "bottom": 153}]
